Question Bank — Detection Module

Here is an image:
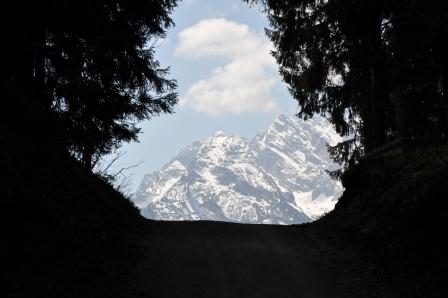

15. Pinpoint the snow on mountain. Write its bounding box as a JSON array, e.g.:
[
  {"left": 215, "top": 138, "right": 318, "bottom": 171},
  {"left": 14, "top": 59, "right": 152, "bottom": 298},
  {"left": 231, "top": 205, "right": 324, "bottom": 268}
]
[
  {"left": 252, "top": 115, "right": 343, "bottom": 219},
  {"left": 133, "top": 115, "right": 343, "bottom": 224}
]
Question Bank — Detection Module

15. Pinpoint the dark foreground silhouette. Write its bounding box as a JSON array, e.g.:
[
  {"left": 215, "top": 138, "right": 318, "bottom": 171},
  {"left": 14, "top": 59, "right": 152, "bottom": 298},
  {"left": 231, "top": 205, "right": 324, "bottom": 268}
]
[
  {"left": 3, "top": 134, "right": 447, "bottom": 297},
  {"left": 3, "top": 1, "right": 448, "bottom": 295},
  {"left": 109, "top": 221, "right": 345, "bottom": 298},
  {"left": 92, "top": 218, "right": 441, "bottom": 298}
]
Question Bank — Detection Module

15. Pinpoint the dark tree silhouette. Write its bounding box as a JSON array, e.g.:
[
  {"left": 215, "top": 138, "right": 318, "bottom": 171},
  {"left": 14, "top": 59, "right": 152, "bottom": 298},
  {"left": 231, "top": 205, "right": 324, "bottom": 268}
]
[
  {"left": 1, "top": 0, "right": 178, "bottom": 170},
  {"left": 247, "top": 0, "right": 448, "bottom": 175}
]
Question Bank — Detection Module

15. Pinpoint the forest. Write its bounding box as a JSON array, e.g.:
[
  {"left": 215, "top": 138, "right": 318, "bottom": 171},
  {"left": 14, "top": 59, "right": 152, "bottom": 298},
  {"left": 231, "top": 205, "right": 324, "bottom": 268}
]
[{"left": 2, "top": 0, "right": 448, "bottom": 174}]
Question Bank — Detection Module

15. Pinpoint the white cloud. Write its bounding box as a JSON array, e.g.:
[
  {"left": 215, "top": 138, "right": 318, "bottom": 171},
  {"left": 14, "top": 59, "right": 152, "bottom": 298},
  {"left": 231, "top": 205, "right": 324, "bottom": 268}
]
[{"left": 175, "top": 18, "right": 279, "bottom": 116}]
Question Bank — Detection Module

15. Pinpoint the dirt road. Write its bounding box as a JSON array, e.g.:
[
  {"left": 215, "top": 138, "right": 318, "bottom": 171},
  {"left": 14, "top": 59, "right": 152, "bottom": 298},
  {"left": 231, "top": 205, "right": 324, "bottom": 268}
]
[{"left": 106, "top": 221, "right": 362, "bottom": 298}]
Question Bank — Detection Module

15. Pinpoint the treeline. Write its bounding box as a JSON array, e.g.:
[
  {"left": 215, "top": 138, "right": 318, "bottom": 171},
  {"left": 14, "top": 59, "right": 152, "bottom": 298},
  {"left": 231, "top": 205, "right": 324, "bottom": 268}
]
[
  {"left": 3, "top": 1, "right": 447, "bottom": 176},
  {"left": 250, "top": 0, "right": 448, "bottom": 174},
  {"left": 1, "top": 0, "right": 178, "bottom": 170}
]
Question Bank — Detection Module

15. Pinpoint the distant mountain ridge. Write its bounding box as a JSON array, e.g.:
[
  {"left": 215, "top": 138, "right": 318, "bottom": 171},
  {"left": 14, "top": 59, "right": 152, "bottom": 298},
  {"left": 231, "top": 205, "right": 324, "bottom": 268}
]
[{"left": 133, "top": 115, "right": 343, "bottom": 224}]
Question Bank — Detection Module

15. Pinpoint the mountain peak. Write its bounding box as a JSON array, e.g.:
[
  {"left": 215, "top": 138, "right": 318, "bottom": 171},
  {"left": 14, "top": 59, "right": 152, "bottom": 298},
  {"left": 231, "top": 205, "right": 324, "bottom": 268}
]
[
  {"left": 213, "top": 130, "right": 226, "bottom": 137},
  {"left": 273, "top": 114, "right": 293, "bottom": 125},
  {"left": 133, "top": 114, "right": 343, "bottom": 224},
  {"left": 276, "top": 113, "right": 288, "bottom": 120}
]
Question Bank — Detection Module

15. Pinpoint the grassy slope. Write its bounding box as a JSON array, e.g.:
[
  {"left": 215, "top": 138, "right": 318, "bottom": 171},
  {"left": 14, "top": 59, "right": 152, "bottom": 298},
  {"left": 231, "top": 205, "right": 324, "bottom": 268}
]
[
  {"left": 1, "top": 131, "right": 144, "bottom": 297},
  {"left": 317, "top": 154, "right": 448, "bottom": 295},
  {"left": 3, "top": 125, "right": 447, "bottom": 297}
]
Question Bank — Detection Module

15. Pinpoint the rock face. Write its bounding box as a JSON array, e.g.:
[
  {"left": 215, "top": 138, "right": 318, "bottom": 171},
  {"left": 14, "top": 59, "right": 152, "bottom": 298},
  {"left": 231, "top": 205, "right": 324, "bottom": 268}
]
[{"left": 133, "top": 115, "right": 343, "bottom": 224}]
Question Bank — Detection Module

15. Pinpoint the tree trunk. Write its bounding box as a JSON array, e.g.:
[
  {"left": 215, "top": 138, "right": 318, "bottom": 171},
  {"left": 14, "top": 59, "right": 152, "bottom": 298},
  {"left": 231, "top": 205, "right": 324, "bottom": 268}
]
[
  {"left": 365, "top": 14, "right": 389, "bottom": 152},
  {"left": 391, "top": 85, "right": 407, "bottom": 139},
  {"left": 34, "top": 29, "right": 48, "bottom": 111}
]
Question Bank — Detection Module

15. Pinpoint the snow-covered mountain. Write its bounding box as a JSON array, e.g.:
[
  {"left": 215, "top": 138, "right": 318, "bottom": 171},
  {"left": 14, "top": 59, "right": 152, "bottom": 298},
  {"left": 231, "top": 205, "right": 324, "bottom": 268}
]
[{"left": 133, "top": 115, "right": 343, "bottom": 224}]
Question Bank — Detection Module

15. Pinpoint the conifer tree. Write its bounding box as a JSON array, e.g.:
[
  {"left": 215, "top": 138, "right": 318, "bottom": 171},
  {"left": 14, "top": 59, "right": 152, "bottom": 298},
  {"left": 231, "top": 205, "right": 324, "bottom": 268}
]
[
  {"left": 248, "top": 0, "right": 448, "bottom": 174},
  {"left": 2, "top": 0, "right": 178, "bottom": 170}
]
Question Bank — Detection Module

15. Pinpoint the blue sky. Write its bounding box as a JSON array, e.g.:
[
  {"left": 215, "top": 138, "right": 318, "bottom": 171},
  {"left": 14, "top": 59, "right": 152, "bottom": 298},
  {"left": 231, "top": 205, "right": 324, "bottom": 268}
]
[{"left": 112, "top": 0, "right": 298, "bottom": 191}]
